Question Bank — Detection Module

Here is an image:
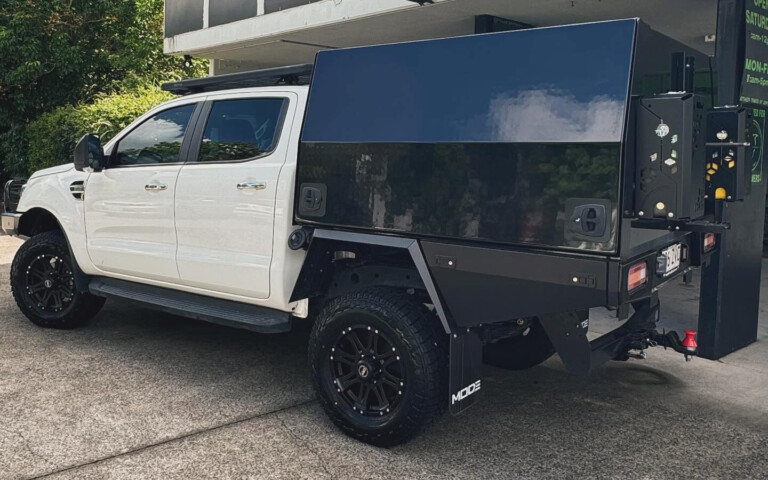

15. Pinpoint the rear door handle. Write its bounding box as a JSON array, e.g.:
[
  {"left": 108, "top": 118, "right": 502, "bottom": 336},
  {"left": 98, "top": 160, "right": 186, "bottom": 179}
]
[
  {"left": 237, "top": 181, "right": 266, "bottom": 190},
  {"left": 145, "top": 183, "right": 168, "bottom": 191}
]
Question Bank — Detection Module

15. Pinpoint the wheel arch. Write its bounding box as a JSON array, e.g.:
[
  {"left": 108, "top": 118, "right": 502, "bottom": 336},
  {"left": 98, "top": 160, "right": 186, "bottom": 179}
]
[
  {"left": 18, "top": 207, "right": 62, "bottom": 238},
  {"left": 17, "top": 207, "right": 89, "bottom": 293},
  {"left": 290, "top": 229, "right": 452, "bottom": 334}
]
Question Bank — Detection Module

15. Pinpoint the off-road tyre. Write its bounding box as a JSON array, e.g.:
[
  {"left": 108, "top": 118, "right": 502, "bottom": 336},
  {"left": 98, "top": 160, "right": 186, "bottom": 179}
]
[
  {"left": 482, "top": 318, "right": 555, "bottom": 370},
  {"left": 309, "top": 288, "right": 448, "bottom": 447},
  {"left": 10, "top": 231, "right": 105, "bottom": 329}
]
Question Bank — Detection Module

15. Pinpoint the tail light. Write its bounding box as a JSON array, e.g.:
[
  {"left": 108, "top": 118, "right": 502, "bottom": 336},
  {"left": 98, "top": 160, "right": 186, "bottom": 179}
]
[
  {"left": 703, "top": 233, "right": 716, "bottom": 252},
  {"left": 627, "top": 262, "right": 648, "bottom": 291}
]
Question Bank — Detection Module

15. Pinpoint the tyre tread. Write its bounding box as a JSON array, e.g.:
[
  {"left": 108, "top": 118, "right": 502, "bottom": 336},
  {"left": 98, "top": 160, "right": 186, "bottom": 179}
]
[
  {"left": 10, "top": 231, "right": 104, "bottom": 329},
  {"left": 309, "top": 288, "right": 447, "bottom": 447}
]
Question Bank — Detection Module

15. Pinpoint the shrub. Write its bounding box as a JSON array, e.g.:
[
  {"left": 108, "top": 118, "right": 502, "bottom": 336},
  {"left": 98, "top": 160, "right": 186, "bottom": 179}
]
[
  {"left": 24, "top": 85, "right": 173, "bottom": 174},
  {"left": 0, "top": 0, "right": 207, "bottom": 179},
  {"left": 0, "top": 125, "right": 31, "bottom": 178}
]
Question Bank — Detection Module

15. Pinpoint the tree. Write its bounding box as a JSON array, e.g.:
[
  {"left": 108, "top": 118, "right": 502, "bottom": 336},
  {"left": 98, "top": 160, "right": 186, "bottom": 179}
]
[
  {"left": 0, "top": 0, "right": 206, "bottom": 176},
  {"left": 0, "top": 0, "right": 133, "bottom": 128}
]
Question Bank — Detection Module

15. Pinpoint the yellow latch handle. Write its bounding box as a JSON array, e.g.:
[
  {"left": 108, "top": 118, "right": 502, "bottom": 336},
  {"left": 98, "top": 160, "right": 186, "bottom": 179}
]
[{"left": 715, "top": 187, "right": 727, "bottom": 200}]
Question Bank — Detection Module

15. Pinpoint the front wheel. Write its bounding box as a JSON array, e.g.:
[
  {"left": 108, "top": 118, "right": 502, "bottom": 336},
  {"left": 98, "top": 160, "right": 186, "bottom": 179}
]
[
  {"left": 10, "top": 231, "right": 105, "bottom": 329},
  {"left": 309, "top": 288, "right": 448, "bottom": 447}
]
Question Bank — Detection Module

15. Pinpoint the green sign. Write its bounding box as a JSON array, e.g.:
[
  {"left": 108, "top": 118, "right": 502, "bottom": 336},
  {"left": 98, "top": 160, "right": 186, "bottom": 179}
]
[{"left": 741, "top": 2, "right": 768, "bottom": 182}]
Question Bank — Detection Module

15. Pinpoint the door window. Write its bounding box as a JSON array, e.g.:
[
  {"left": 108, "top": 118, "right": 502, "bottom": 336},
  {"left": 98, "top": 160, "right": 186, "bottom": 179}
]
[
  {"left": 198, "top": 98, "right": 287, "bottom": 162},
  {"left": 113, "top": 104, "right": 196, "bottom": 166}
]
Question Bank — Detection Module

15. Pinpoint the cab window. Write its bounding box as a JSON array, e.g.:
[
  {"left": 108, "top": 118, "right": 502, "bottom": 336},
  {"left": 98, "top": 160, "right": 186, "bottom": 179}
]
[
  {"left": 113, "top": 104, "right": 196, "bottom": 166},
  {"left": 198, "top": 98, "right": 287, "bottom": 162}
]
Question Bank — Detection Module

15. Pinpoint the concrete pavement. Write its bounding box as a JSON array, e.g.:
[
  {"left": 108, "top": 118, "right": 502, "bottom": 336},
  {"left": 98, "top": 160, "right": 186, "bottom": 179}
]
[
  {"left": 0, "top": 236, "right": 22, "bottom": 265},
  {"left": 0, "top": 236, "right": 766, "bottom": 479}
]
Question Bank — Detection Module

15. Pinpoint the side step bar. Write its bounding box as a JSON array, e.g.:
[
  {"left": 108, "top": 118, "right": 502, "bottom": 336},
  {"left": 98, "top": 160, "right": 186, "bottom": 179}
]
[{"left": 89, "top": 277, "right": 292, "bottom": 333}]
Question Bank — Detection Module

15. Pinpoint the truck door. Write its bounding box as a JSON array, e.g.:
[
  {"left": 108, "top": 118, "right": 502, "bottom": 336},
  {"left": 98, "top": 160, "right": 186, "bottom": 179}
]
[
  {"left": 85, "top": 102, "right": 201, "bottom": 283},
  {"left": 174, "top": 93, "right": 296, "bottom": 299}
]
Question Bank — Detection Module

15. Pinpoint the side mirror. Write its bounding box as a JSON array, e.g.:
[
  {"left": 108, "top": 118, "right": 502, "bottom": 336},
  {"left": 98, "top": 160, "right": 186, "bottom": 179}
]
[{"left": 74, "top": 134, "right": 104, "bottom": 171}]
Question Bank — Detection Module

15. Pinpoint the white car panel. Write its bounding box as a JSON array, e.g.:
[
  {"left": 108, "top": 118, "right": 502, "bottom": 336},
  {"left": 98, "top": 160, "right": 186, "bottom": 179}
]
[
  {"left": 84, "top": 165, "right": 183, "bottom": 282},
  {"left": 174, "top": 92, "right": 299, "bottom": 299},
  {"left": 16, "top": 167, "right": 93, "bottom": 272}
]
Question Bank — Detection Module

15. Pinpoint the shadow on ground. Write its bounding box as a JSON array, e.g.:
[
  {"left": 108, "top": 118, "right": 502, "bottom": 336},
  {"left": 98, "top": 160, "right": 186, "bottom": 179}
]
[{"left": 0, "top": 264, "right": 766, "bottom": 480}]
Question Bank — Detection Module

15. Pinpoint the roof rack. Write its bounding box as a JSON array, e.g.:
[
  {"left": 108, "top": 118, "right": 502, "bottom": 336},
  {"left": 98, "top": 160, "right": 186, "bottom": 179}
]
[{"left": 161, "top": 63, "right": 314, "bottom": 95}]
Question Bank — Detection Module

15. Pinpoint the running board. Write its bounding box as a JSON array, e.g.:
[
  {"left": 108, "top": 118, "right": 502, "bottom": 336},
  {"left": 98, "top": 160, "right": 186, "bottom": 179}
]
[{"left": 89, "top": 277, "right": 291, "bottom": 333}]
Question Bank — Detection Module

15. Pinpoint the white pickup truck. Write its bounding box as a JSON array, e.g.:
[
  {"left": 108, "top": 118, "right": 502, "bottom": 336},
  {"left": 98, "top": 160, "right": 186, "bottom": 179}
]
[
  {"left": 4, "top": 82, "right": 312, "bottom": 323},
  {"left": 4, "top": 68, "right": 446, "bottom": 447},
  {"left": 2, "top": 21, "right": 714, "bottom": 447}
]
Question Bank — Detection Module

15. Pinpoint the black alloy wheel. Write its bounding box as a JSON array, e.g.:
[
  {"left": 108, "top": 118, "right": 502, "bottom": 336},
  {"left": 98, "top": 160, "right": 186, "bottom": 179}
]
[
  {"left": 24, "top": 253, "right": 75, "bottom": 314},
  {"left": 330, "top": 324, "right": 406, "bottom": 417},
  {"left": 309, "top": 288, "right": 447, "bottom": 447},
  {"left": 11, "top": 231, "right": 105, "bottom": 328}
]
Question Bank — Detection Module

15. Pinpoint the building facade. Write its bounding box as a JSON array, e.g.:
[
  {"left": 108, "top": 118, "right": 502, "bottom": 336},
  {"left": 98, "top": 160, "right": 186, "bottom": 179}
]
[{"left": 164, "top": 0, "right": 717, "bottom": 74}]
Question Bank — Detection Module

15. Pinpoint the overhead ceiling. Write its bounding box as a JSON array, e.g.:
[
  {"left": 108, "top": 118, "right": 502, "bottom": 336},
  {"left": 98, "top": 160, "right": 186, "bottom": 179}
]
[{"left": 172, "top": 0, "right": 718, "bottom": 69}]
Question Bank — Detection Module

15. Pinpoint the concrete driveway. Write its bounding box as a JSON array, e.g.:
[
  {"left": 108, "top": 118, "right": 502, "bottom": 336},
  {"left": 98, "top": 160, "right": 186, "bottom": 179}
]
[{"left": 0, "top": 236, "right": 766, "bottom": 479}]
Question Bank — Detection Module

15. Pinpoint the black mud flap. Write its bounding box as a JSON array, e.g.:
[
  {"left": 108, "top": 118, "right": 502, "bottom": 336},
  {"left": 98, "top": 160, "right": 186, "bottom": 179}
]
[
  {"left": 537, "top": 311, "right": 592, "bottom": 375},
  {"left": 449, "top": 330, "right": 483, "bottom": 415}
]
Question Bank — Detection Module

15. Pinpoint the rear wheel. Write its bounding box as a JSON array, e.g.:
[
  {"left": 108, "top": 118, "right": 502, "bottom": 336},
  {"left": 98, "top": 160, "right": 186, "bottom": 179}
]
[
  {"left": 309, "top": 288, "right": 447, "bottom": 447},
  {"left": 10, "top": 231, "right": 105, "bottom": 329},
  {"left": 482, "top": 318, "right": 555, "bottom": 370}
]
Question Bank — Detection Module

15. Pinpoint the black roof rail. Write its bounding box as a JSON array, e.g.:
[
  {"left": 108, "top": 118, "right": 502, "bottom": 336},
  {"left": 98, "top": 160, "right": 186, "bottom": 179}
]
[{"left": 161, "top": 63, "right": 314, "bottom": 95}]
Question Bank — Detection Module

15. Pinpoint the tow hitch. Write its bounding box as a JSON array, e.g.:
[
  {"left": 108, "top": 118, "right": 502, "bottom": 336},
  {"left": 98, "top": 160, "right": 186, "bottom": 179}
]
[
  {"left": 538, "top": 292, "right": 698, "bottom": 374},
  {"left": 648, "top": 329, "right": 699, "bottom": 362},
  {"left": 611, "top": 297, "right": 700, "bottom": 364},
  {"left": 625, "top": 328, "right": 700, "bottom": 363}
]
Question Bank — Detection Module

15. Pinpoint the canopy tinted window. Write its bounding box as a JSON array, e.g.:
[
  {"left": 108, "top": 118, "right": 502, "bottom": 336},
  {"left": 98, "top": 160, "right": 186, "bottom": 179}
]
[{"left": 302, "top": 20, "right": 636, "bottom": 144}]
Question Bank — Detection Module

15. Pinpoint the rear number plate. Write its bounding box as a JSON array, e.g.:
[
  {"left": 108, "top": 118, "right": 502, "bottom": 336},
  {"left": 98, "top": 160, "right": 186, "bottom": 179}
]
[{"left": 659, "top": 243, "right": 682, "bottom": 276}]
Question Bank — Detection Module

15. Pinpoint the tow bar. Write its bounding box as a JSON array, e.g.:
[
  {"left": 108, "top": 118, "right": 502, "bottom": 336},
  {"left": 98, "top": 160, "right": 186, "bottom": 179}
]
[
  {"left": 648, "top": 329, "right": 699, "bottom": 362},
  {"left": 610, "top": 295, "right": 699, "bottom": 363},
  {"left": 539, "top": 292, "right": 698, "bottom": 374}
]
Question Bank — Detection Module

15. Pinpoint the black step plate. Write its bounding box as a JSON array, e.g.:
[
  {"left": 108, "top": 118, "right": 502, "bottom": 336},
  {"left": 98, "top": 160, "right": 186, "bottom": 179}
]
[{"left": 89, "top": 277, "right": 291, "bottom": 333}]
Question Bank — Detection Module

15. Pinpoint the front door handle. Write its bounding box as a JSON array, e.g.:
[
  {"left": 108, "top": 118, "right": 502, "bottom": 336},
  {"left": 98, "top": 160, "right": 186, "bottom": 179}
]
[
  {"left": 237, "top": 181, "right": 267, "bottom": 190},
  {"left": 145, "top": 183, "right": 168, "bottom": 191}
]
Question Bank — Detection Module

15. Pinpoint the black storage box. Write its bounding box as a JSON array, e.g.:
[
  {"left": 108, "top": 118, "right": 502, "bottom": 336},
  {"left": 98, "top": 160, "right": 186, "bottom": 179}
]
[
  {"left": 705, "top": 107, "right": 749, "bottom": 201},
  {"left": 634, "top": 93, "right": 706, "bottom": 220},
  {"left": 296, "top": 19, "right": 712, "bottom": 256}
]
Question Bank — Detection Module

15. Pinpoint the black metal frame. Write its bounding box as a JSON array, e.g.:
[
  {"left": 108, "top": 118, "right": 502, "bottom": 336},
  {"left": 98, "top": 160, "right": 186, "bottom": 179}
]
[
  {"left": 3, "top": 179, "right": 24, "bottom": 213},
  {"left": 631, "top": 216, "right": 730, "bottom": 233},
  {"left": 289, "top": 229, "right": 453, "bottom": 334},
  {"left": 161, "top": 64, "right": 314, "bottom": 96}
]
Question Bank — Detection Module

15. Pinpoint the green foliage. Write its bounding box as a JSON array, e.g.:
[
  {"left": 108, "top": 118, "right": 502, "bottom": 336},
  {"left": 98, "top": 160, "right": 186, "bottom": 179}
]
[
  {"left": 117, "top": 141, "right": 185, "bottom": 165},
  {"left": 0, "top": 0, "right": 207, "bottom": 177},
  {"left": 24, "top": 86, "right": 173, "bottom": 173},
  {"left": 0, "top": 124, "right": 30, "bottom": 179},
  {"left": 0, "top": 0, "right": 134, "bottom": 128},
  {"left": 200, "top": 142, "right": 265, "bottom": 162},
  {"left": 115, "top": 0, "right": 208, "bottom": 90}
]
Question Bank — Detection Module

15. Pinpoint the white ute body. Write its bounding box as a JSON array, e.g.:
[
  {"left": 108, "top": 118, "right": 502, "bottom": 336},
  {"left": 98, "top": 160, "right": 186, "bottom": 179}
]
[{"left": 14, "top": 86, "right": 311, "bottom": 317}]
